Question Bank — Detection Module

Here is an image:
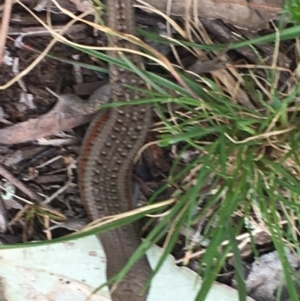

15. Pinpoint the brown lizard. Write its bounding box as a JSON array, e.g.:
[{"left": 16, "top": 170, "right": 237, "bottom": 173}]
[{"left": 78, "top": 0, "right": 152, "bottom": 300}]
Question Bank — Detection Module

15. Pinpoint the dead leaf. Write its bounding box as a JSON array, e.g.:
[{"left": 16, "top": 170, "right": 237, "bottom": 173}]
[{"left": 138, "top": 0, "right": 283, "bottom": 31}]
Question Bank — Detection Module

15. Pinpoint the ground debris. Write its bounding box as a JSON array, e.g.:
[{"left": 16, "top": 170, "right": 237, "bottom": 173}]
[{"left": 233, "top": 250, "right": 300, "bottom": 301}]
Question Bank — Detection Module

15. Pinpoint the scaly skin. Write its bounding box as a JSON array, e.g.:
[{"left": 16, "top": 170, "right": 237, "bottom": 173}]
[{"left": 78, "top": 1, "right": 152, "bottom": 300}]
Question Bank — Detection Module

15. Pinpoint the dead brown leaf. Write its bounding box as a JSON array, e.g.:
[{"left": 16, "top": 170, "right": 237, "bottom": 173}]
[{"left": 139, "top": 0, "right": 283, "bottom": 30}]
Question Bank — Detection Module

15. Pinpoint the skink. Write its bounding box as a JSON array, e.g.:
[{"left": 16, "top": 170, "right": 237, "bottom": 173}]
[{"left": 78, "top": 0, "right": 152, "bottom": 300}]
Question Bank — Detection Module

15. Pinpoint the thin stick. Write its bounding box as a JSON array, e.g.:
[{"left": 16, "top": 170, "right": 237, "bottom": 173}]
[{"left": 0, "top": 0, "right": 13, "bottom": 63}]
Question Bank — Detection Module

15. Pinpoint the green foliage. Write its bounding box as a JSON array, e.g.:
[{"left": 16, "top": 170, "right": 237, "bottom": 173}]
[{"left": 286, "top": 0, "right": 300, "bottom": 22}]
